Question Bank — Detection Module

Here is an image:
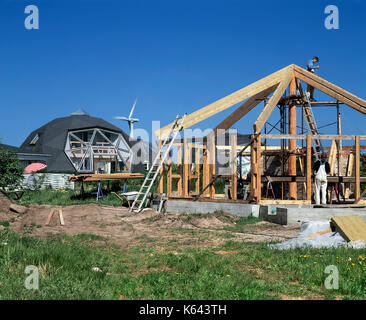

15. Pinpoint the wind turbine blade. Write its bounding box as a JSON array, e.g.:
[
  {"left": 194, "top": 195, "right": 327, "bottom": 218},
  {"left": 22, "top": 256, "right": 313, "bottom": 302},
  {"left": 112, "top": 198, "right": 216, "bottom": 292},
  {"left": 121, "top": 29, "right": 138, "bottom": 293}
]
[
  {"left": 129, "top": 98, "right": 138, "bottom": 118},
  {"left": 115, "top": 116, "right": 129, "bottom": 120}
]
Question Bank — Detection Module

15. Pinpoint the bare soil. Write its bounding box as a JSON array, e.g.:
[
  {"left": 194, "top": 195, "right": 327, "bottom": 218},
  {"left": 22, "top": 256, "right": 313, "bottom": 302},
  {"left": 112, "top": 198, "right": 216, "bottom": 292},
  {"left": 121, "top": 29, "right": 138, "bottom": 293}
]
[{"left": 0, "top": 197, "right": 300, "bottom": 247}]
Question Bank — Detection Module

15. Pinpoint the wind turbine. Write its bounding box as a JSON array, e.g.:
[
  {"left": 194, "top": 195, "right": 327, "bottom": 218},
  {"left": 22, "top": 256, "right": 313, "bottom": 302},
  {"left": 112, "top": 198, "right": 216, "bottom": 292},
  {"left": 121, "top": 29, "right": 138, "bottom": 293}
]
[{"left": 115, "top": 98, "right": 140, "bottom": 139}]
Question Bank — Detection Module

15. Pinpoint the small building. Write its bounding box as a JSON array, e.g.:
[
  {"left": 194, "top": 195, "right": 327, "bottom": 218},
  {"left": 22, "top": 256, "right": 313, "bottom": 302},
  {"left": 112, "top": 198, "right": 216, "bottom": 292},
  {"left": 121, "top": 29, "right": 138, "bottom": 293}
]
[{"left": 18, "top": 109, "right": 155, "bottom": 174}]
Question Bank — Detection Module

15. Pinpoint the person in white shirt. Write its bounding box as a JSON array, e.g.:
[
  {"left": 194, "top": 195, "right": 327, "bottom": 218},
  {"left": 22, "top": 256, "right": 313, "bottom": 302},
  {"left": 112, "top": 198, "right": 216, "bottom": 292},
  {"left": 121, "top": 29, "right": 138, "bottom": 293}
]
[{"left": 313, "top": 153, "right": 331, "bottom": 205}]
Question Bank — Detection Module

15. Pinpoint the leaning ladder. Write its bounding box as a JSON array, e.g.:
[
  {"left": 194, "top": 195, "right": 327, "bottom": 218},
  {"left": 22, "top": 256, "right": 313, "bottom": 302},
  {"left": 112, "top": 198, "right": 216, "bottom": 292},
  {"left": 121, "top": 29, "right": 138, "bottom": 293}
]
[
  {"left": 129, "top": 114, "right": 186, "bottom": 213},
  {"left": 297, "top": 82, "right": 322, "bottom": 160}
]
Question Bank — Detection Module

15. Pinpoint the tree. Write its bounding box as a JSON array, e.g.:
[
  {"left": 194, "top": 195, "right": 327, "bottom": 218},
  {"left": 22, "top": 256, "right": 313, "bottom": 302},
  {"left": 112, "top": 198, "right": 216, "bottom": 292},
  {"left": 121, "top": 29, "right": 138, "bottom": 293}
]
[{"left": 0, "top": 147, "right": 24, "bottom": 191}]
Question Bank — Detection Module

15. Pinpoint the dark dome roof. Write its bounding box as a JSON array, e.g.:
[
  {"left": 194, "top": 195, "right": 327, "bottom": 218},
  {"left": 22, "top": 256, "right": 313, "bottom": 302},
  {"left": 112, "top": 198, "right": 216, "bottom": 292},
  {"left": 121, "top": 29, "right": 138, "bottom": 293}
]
[{"left": 19, "top": 113, "right": 131, "bottom": 172}]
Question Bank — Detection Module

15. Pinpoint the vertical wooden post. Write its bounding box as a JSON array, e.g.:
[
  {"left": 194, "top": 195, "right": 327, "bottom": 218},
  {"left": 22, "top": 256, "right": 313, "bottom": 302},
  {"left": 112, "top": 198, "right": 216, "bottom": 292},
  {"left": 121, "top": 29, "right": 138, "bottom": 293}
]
[
  {"left": 230, "top": 133, "right": 237, "bottom": 200},
  {"left": 256, "top": 134, "right": 262, "bottom": 202},
  {"left": 167, "top": 149, "right": 172, "bottom": 196},
  {"left": 355, "top": 135, "right": 361, "bottom": 201},
  {"left": 250, "top": 135, "right": 257, "bottom": 200},
  {"left": 208, "top": 134, "right": 216, "bottom": 198},
  {"left": 250, "top": 134, "right": 261, "bottom": 202},
  {"left": 158, "top": 139, "right": 164, "bottom": 193},
  {"left": 202, "top": 143, "right": 209, "bottom": 196},
  {"left": 183, "top": 139, "right": 190, "bottom": 197},
  {"left": 289, "top": 76, "right": 297, "bottom": 200},
  {"left": 306, "top": 134, "right": 312, "bottom": 201},
  {"left": 177, "top": 143, "right": 183, "bottom": 196},
  {"left": 195, "top": 147, "right": 200, "bottom": 194}
]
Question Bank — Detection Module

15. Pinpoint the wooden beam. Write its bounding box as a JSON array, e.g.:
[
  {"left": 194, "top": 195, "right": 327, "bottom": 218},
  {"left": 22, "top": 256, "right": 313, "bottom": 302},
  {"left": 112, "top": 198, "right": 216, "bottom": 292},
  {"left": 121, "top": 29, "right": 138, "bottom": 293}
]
[
  {"left": 254, "top": 69, "right": 293, "bottom": 133},
  {"left": 256, "top": 135, "right": 262, "bottom": 202},
  {"left": 355, "top": 135, "right": 361, "bottom": 201},
  {"left": 294, "top": 66, "right": 366, "bottom": 115},
  {"left": 261, "top": 134, "right": 366, "bottom": 140},
  {"left": 177, "top": 143, "right": 183, "bottom": 195},
  {"left": 183, "top": 139, "right": 190, "bottom": 197},
  {"left": 259, "top": 199, "right": 311, "bottom": 205},
  {"left": 194, "top": 146, "right": 201, "bottom": 194},
  {"left": 250, "top": 135, "right": 257, "bottom": 200},
  {"left": 288, "top": 75, "right": 297, "bottom": 200},
  {"left": 213, "top": 84, "right": 278, "bottom": 135},
  {"left": 306, "top": 135, "right": 312, "bottom": 201},
  {"left": 167, "top": 150, "right": 172, "bottom": 196},
  {"left": 230, "top": 133, "right": 237, "bottom": 200},
  {"left": 155, "top": 65, "right": 293, "bottom": 138},
  {"left": 202, "top": 144, "right": 209, "bottom": 196},
  {"left": 158, "top": 139, "right": 164, "bottom": 193},
  {"left": 208, "top": 135, "right": 216, "bottom": 198}
]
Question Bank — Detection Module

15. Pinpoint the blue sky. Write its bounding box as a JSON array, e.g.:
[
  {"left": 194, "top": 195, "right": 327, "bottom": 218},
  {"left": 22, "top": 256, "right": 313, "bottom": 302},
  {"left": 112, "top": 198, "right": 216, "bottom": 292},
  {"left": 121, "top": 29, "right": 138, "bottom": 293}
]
[{"left": 0, "top": 0, "right": 365, "bottom": 147}]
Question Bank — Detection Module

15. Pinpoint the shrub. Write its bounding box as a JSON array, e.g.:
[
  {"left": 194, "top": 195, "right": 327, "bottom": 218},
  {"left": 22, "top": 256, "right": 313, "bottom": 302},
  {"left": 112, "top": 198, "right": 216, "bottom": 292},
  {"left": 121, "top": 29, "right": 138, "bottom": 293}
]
[{"left": 0, "top": 148, "right": 24, "bottom": 191}]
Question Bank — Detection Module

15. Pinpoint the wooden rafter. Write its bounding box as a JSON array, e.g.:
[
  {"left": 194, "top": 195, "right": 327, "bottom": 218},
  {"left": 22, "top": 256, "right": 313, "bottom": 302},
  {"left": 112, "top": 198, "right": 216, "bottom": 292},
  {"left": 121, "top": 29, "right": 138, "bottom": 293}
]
[
  {"left": 293, "top": 65, "right": 366, "bottom": 115},
  {"left": 253, "top": 70, "right": 293, "bottom": 133},
  {"left": 155, "top": 65, "right": 293, "bottom": 138},
  {"left": 213, "top": 84, "right": 278, "bottom": 135}
]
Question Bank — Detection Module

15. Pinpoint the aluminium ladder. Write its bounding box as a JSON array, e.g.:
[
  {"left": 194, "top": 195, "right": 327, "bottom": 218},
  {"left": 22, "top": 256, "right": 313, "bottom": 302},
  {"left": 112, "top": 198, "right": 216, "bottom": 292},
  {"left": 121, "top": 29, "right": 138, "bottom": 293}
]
[
  {"left": 129, "top": 114, "right": 186, "bottom": 213},
  {"left": 297, "top": 82, "right": 322, "bottom": 160}
]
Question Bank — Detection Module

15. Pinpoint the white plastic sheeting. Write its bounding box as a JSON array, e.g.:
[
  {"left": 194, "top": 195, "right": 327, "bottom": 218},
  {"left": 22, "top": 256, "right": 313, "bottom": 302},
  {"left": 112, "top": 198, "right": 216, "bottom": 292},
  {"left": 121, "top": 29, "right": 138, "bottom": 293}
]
[{"left": 269, "top": 219, "right": 366, "bottom": 250}]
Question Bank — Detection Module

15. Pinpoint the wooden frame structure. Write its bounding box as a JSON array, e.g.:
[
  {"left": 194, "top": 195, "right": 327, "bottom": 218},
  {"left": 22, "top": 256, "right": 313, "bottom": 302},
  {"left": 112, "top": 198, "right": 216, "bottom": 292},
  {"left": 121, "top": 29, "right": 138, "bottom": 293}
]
[{"left": 154, "top": 64, "right": 366, "bottom": 204}]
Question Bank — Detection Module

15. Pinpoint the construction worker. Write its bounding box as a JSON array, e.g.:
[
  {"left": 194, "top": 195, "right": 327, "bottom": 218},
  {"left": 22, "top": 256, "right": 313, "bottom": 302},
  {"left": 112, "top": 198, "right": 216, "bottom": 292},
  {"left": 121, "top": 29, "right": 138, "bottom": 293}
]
[
  {"left": 306, "top": 56, "right": 320, "bottom": 101},
  {"left": 314, "top": 153, "right": 331, "bottom": 205}
]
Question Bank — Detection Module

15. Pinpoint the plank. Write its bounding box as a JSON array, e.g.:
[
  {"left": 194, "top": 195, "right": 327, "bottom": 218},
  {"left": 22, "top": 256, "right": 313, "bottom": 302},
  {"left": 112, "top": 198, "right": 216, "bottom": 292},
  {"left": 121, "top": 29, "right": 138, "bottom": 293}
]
[
  {"left": 305, "top": 228, "right": 333, "bottom": 239},
  {"left": 258, "top": 200, "right": 311, "bottom": 205},
  {"left": 331, "top": 215, "right": 366, "bottom": 242},
  {"left": 328, "top": 140, "right": 338, "bottom": 175},
  {"left": 213, "top": 84, "right": 278, "bottom": 135},
  {"left": 254, "top": 70, "right": 293, "bottom": 133},
  {"left": 155, "top": 65, "right": 293, "bottom": 138},
  {"left": 345, "top": 153, "right": 354, "bottom": 199},
  {"left": 59, "top": 210, "right": 65, "bottom": 226},
  {"left": 44, "top": 209, "right": 55, "bottom": 226}
]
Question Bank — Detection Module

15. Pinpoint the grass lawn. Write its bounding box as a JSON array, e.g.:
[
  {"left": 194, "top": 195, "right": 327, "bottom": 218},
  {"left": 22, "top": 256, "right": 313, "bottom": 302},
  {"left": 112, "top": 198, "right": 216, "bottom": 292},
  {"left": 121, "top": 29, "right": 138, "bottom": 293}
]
[
  {"left": 16, "top": 189, "right": 125, "bottom": 207},
  {"left": 1, "top": 227, "right": 366, "bottom": 300}
]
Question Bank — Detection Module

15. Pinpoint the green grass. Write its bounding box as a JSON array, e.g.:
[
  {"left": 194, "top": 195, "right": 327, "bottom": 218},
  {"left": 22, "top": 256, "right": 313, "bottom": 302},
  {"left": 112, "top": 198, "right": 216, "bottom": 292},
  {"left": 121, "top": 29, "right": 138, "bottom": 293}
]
[
  {"left": 15, "top": 189, "right": 127, "bottom": 207},
  {"left": 1, "top": 228, "right": 366, "bottom": 300}
]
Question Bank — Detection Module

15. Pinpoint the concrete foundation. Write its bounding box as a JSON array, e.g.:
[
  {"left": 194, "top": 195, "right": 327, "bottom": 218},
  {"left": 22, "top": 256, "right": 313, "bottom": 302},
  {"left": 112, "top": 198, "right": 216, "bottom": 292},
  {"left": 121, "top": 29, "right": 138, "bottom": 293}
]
[
  {"left": 166, "top": 200, "right": 259, "bottom": 217},
  {"left": 165, "top": 200, "right": 366, "bottom": 226},
  {"left": 260, "top": 205, "right": 366, "bottom": 225}
]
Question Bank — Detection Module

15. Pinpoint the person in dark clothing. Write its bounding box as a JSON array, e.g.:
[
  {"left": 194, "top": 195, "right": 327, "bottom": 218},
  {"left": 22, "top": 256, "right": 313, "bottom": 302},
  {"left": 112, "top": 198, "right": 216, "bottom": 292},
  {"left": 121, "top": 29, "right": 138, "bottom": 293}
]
[
  {"left": 306, "top": 56, "right": 320, "bottom": 101},
  {"left": 313, "top": 153, "right": 331, "bottom": 205}
]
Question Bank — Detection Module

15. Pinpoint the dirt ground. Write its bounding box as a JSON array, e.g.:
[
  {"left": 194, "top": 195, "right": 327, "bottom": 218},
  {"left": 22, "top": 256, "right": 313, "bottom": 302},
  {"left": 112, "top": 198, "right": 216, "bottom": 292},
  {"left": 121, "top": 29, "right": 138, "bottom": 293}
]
[{"left": 0, "top": 192, "right": 300, "bottom": 247}]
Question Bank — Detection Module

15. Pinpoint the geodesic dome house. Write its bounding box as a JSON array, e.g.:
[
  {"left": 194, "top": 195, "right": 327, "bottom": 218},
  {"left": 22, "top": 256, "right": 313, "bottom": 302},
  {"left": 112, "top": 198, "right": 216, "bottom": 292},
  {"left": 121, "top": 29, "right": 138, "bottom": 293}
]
[{"left": 18, "top": 110, "right": 134, "bottom": 173}]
